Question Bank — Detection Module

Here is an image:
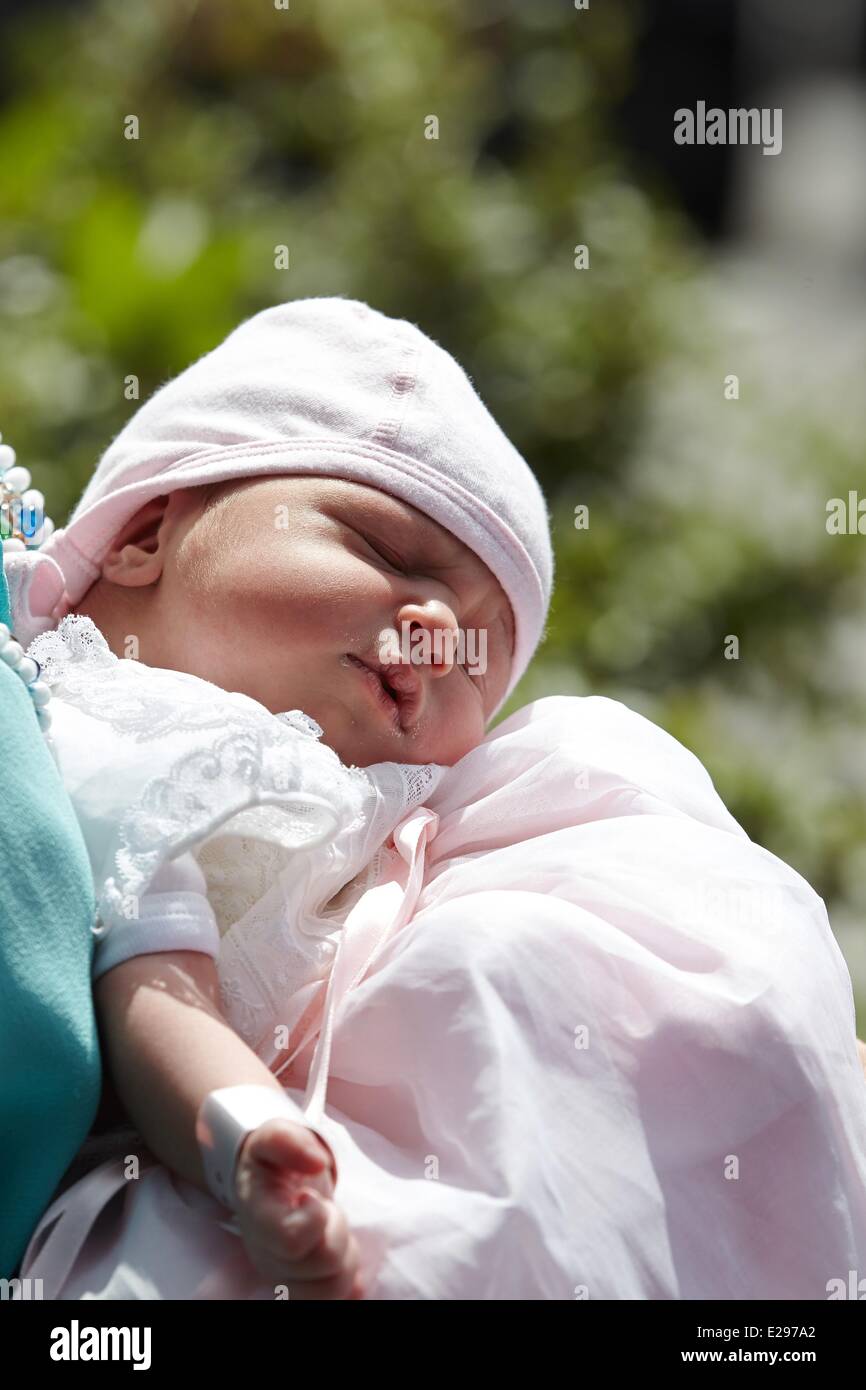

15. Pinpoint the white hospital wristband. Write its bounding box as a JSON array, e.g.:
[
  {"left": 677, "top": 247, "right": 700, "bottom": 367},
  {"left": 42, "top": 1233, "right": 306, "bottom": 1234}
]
[{"left": 195, "top": 1084, "right": 338, "bottom": 1212}]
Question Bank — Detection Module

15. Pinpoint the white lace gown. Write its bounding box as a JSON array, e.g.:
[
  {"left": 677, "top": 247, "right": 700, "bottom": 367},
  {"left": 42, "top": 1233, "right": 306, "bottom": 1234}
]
[{"left": 14, "top": 623, "right": 866, "bottom": 1299}]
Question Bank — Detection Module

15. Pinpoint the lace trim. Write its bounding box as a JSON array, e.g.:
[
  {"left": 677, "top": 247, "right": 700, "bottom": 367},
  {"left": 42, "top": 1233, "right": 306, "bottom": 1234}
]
[
  {"left": 29, "top": 614, "right": 115, "bottom": 683},
  {"left": 276, "top": 710, "right": 323, "bottom": 740},
  {"left": 394, "top": 762, "right": 440, "bottom": 810},
  {"left": 100, "top": 731, "right": 355, "bottom": 928}
]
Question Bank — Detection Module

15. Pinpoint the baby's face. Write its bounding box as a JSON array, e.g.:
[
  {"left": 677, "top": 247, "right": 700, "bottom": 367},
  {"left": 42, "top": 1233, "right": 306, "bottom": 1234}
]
[{"left": 76, "top": 476, "right": 515, "bottom": 768}]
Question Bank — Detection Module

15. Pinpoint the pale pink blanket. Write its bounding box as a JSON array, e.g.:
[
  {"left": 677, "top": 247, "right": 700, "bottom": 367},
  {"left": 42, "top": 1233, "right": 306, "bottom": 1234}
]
[{"left": 18, "top": 695, "right": 866, "bottom": 1299}]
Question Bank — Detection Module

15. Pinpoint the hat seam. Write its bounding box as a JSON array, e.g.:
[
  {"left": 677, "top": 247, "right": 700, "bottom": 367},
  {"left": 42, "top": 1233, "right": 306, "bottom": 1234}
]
[{"left": 369, "top": 333, "right": 421, "bottom": 451}]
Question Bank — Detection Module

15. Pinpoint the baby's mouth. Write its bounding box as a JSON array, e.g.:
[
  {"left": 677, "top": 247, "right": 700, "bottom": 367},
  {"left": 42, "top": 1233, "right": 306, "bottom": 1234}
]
[{"left": 344, "top": 653, "right": 422, "bottom": 731}]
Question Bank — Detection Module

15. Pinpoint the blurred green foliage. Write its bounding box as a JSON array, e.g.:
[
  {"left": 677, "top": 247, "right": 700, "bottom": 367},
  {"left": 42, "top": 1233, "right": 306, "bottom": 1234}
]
[{"left": 1, "top": 0, "right": 863, "bottom": 1023}]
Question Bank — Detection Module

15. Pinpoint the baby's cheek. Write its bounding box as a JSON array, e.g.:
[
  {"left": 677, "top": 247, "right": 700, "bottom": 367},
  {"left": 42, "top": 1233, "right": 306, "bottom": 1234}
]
[{"left": 407, "top": 704, "right": 484, "bottom": 768}]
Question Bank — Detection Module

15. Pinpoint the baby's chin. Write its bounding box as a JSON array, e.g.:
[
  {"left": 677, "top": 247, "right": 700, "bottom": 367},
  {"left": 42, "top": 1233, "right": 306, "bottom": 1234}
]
[{"left": 328, "top": 730, "right": 480, "bottom": 770}]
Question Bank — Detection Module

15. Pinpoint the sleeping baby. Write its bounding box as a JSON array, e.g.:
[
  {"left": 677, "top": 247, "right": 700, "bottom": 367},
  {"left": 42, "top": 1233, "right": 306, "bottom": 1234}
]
[
  {"left": 8, "top": 297, "right": 866, "bottom": 1301},
  {"left": 4, "top": 296, "right": 554, "bottom": 1299}
]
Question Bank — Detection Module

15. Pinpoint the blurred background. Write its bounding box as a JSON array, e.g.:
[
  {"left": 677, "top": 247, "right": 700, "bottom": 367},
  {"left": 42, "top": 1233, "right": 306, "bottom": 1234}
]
[{"left": 1, "top": 0, "right": 865, "bottom": 1024}]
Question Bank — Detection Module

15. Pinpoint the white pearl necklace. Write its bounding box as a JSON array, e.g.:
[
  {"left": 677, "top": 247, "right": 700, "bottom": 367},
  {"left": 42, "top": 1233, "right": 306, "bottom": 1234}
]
[
  {"left": 1, "top": 431, "right": 56, "bottom": 734},
  {"left": 0, "top": 621, "right": 52, "bottom": 731}
]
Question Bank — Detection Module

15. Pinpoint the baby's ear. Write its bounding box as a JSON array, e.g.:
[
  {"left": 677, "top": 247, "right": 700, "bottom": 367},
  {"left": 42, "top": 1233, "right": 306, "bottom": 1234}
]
[{"left": 100, "top": 494, "right": 172, "bottom": 587}]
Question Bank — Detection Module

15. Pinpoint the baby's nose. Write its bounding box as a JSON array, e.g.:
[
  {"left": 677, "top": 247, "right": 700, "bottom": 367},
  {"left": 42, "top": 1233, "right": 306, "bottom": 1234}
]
[{"left": 384, "top": 602, "right": 461, "bottom": 677}]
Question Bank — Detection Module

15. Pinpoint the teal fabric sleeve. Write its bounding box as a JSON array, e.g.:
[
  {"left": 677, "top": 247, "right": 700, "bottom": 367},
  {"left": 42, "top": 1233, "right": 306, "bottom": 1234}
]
[
  {"left": 0, "top": 544, "right": 10, "bottom": 628},
  {"left": 0, "top": 541, "right": 101, "bottom": 1276}
]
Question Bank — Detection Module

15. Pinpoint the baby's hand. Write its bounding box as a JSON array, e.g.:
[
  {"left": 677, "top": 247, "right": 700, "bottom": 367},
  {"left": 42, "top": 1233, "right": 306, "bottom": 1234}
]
[{"left": 233, "top": 1118, "right": 364, "bottom": 1299}]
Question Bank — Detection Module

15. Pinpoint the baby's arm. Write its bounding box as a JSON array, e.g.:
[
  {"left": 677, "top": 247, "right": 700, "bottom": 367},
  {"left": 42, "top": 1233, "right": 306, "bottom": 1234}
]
[
  {"left": 94, "top": 949, "right": 287, "bottom": 1187},
  {"left": 94, "top": 950, "right": 362, "bottom": 1298}
]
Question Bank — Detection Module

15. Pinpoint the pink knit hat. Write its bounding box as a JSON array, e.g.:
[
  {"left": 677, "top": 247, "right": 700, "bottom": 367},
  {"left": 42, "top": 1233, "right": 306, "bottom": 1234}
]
[{"left": 7, "top": 297, "right": 554, "bottom": 717}]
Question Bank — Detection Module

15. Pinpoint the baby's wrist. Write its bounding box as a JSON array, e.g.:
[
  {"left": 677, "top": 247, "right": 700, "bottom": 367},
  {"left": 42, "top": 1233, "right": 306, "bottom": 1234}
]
[{"left": 195, "top": 1084, "right": 337, "bottom": 1212}]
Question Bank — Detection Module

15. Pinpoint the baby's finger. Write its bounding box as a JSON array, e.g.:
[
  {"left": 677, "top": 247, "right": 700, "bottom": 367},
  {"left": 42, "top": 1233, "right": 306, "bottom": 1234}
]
[
  {"left": 256, "top": 1188, "right": 351, "bottom": 1276},
  {"left": 246, "top": 1221, "right": 359, "bottom": 1297},
  {"left": 281, "top": 1234, "right": 364, "bottom": 1302},
  {"left": 237, "top": 1129, "right": 334, "bottom": 1215},
  {"left": 242, "top": 1118, "right": 331, "bottom": 1181}
]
